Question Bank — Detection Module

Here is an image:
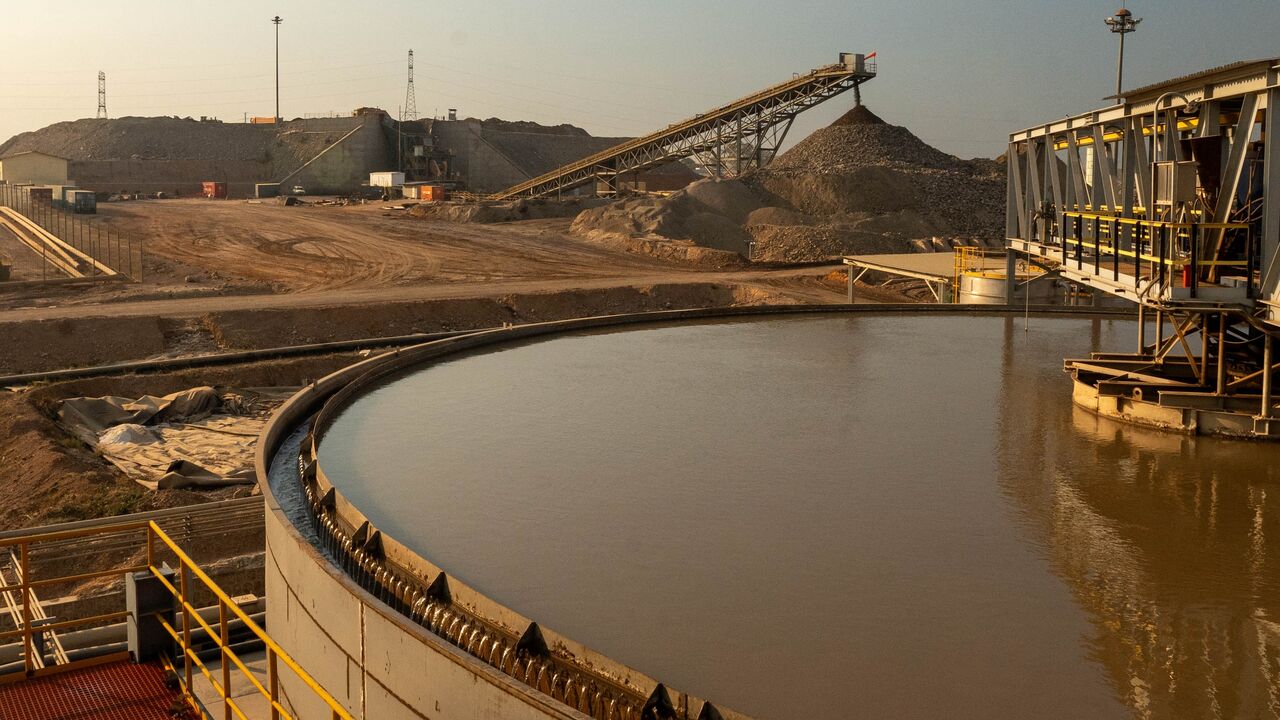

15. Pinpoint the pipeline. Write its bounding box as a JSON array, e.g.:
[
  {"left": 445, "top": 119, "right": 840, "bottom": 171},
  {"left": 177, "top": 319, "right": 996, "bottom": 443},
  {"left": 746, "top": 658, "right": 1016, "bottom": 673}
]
[{"left": 0, "top": 328, "right": 481, "bottom": 387}]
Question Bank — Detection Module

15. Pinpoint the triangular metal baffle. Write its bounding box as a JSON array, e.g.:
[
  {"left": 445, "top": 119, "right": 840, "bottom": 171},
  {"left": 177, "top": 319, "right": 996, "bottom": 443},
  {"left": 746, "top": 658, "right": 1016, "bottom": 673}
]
[
  {"left": 318, "top": 486, "right": 336, "bottom": 511},
  {"left": 351, "top": 521, "right": 370, "bottom": 547},
  {"left": 641, "top": 684, "right": 677, "bottom": 720},
  {"left": 426, "top": 572, "right": 453, "bottom": 604},
  {"left": 516, "top": 622, "right": 550, "bottom": 657},
  {"left": 361, "top": 529, "right": 384, "bottom": 559},
  {"left": 696, "top": 701, "right": 725, "bottom": 720}
]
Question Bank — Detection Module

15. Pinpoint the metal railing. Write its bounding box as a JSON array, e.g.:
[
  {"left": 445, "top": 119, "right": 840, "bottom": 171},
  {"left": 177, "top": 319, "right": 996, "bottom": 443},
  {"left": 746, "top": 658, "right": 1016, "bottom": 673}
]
[
  {"left": 0, "top": 520, "right": 351, "bottom": 720},
  {"left": 1058, "top": 211, "right": 1253, "bottom": 300},
  {"left": 448, "top": 190, "right": 490, "bottom": 203},
  {"left": 0, "top": 185, "right": 143, "bottom": 281},
  {"left": 950, "top": 246, "right": 1045, "bottom": 304}
]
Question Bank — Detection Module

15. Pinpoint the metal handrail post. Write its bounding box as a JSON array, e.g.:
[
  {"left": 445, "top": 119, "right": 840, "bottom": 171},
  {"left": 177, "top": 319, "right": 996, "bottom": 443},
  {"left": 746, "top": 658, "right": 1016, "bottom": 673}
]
[
  {"left": 1159, "top": 225, "right": 1167, "bottom": 291},
  {"left": 1113, "top": 219, "right": 1120, "bottom": 281},
  {"left": 19, "top": 542, "right": 31, "bottom": 674},
  {"left": 268, "top": 649, "right": 281, "bottom": 720},
  {"left": 180, "top": 564, "right": 192, "bottom": 692},
  {"left": 220, "top": 599, "right": 232, "bottom": 720},
  {"left": 1190, "top": 224, "right": 1199, "bottom": 297},
  {"left": 1092, "top": 216, "right": 1100, "bottom": 274}
]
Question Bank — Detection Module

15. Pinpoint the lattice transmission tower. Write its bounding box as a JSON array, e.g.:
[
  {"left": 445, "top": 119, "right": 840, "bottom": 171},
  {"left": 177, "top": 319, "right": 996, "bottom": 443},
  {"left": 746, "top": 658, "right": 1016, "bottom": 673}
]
[
  {"left": 97, "top": 71, "right": 107, "bottom": 119},
  {"left": 403, "top": 50, "right": 418, "bottom": 121}
]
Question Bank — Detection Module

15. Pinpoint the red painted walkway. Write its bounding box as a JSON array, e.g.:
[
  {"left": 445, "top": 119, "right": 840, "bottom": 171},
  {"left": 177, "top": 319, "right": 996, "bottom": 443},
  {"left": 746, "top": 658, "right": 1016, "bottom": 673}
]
[{"left": 0, "top": 661, "right": 186, "bottom": 720}]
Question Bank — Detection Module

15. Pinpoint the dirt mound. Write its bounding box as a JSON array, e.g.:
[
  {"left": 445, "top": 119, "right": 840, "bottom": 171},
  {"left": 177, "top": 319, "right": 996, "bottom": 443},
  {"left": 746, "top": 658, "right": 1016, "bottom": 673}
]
[
  {"left": 829, "top": 104, "right": 886, "bottom": 127},
  {"left": 409, "top": 196, "right": 610, "bottom": 224},
  {"left": 747, "top": 105, "right": 1005, "bottom": 244},
  {"left": 568, "top": 105, "right": 1004, "bottom": 264},
  {"left": 769, "top": 116, "right": 962, "bottom": 172},
  {"left": 570, "top": 179, "right": 756, "bottom": 261},
  {"left": 477, "top": 118, "right": 592, "bottom": 137},
  {"left": 0, "top": 116, "right": 347, "bottom": 178},
  {"left": 745, "top": 206, "right": 813, "bottom": 226},
  {"left": 682, "top": 178, "right": 764, "bottom": 224},
  {"left": 748, "top": 225, "right": 911, "bottom": 263}
]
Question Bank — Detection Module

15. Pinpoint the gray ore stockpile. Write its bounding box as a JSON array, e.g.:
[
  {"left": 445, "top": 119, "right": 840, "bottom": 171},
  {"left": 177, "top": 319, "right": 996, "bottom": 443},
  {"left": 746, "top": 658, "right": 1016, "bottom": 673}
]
[{"left": 571, "top": 106, "right": 1005, "bottom": 263}]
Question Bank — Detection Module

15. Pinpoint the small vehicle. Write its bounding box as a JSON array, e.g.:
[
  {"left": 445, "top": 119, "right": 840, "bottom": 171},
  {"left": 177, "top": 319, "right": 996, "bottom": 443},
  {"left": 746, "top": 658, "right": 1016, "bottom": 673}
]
[{"left": 292, "top": 185, "right": 307, "bottom": 195}]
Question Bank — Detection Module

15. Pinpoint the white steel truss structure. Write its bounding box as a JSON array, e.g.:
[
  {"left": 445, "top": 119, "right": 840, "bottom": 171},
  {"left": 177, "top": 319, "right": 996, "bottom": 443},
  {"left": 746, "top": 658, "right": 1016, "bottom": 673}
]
[
  {"left": 490, "top": 53, "right": 876, "bottom": 200},
  {"left": 1005, "top": 58, "right": 1280, "bottom": 437}
]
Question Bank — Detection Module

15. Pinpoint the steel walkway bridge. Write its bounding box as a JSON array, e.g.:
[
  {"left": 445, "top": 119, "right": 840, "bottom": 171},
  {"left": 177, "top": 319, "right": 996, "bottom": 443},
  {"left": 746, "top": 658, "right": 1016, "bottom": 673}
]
[
  {"left": 490, "top": 52, "right": 876, "bottom": 200},
  {"left": 1005, "top": 57, "right": 1280, "bottom": 438}
]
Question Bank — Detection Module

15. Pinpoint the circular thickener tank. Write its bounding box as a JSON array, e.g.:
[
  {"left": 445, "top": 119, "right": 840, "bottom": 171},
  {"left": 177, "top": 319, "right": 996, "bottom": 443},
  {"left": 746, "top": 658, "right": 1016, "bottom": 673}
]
[{"left": 312, "top": 313, "right": 1280, "bottom": 720}]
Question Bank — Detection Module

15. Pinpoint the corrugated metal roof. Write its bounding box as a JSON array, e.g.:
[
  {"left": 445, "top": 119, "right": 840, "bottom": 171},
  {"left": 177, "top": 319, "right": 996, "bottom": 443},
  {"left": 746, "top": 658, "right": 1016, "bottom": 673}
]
[
  {"left": 0, "top": 149, "right": 70, "bottom": 161},
  {"left": 1112, "top": 57, "right": 1279, "bottom": 100}
]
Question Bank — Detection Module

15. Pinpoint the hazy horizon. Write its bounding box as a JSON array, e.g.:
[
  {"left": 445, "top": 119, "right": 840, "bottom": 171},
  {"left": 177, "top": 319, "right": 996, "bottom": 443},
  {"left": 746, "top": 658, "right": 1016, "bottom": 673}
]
[{"left": 0, "top": 1, "right": 1275, "bottom": 159}]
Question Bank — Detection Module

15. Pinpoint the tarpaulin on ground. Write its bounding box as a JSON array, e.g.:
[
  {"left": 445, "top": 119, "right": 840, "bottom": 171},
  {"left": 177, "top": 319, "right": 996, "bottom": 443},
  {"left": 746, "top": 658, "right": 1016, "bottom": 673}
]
[
  {"left": 57, "top": 387, "right": 294, "bottom": 491},
  {"left": 58, "top": 386, "right": 221, "bottom": 439}
]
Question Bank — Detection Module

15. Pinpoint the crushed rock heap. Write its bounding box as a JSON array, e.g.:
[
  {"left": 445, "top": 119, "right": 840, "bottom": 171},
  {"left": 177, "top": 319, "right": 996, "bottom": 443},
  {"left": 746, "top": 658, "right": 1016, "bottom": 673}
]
[
  {"left": 571, "top": 106, "right": 1005, "bottom": 263},
  {"left": 0, "top": 116, "right": 336, "bottom": 173}
]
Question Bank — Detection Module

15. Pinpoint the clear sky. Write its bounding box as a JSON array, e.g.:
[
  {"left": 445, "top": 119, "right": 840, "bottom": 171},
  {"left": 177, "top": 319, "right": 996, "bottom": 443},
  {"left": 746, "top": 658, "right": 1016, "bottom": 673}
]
[{"left": 0, "top": 1, "right": 1275, "bottom": 159}]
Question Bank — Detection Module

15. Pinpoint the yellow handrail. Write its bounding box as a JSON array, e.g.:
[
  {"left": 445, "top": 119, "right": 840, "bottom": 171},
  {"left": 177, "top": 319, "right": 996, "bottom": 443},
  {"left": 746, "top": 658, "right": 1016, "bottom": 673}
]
[
  {"left": 1063, "top": 237, "right": 1248, "bottom": 267},
  {"left": 1063, "top": 210, "right": 1248, "bottom": 231},
  {"left": 147, "top": 521, "right": 354, "bottom": 720},
  {"left": 0, "top": 519, "right": 351, "bottom": 719}
]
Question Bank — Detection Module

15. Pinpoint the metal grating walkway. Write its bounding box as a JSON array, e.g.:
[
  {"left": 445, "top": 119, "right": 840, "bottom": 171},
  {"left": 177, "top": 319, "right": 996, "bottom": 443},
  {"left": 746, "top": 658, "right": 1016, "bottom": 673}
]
[{"left": 0, "top": 661, "right": 184, "bottom": 720}]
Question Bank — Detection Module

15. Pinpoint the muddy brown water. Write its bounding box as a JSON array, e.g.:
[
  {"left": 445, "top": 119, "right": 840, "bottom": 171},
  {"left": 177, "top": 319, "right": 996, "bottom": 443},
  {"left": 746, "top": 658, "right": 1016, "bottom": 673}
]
[{"left": 318, "top": 314, "right": 1280, "bottom": 719}]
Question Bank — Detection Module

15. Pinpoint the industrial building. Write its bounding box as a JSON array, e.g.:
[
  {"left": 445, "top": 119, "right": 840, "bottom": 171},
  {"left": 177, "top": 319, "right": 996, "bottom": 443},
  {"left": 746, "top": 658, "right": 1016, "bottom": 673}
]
[{"left": 0, "top": 150, "right": 69, "bottom": 185}]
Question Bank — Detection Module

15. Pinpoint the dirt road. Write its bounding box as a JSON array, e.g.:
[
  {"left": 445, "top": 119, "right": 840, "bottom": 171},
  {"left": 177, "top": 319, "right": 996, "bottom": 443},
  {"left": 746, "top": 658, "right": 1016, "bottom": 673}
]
[
  {"left": 100, "top": 199, "right": 686, "bottom": 291},
  {"left": 0, "top": 265, "right": 841, "bottom": 324}
]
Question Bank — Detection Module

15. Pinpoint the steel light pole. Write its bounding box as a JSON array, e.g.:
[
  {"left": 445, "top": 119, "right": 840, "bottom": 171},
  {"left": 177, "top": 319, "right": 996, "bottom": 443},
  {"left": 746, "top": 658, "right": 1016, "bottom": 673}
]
[
  {"left": 1105, "top": 8, "right": 1141, "bottom": 98},
  {"left": 272, "top": 15, "right": 283, "bottom": 122}
]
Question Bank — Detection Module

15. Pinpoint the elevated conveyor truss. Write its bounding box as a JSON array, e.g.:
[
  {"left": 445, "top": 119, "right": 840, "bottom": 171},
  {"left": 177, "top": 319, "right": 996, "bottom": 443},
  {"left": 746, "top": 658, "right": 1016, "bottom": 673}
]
[{"left": 490, "top": 52, "right": 876, "bottom": 200}]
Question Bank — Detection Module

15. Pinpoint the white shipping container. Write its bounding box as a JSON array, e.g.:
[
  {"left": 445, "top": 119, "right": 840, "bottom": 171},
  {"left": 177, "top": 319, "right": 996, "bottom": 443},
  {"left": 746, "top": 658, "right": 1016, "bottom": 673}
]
[{"left": 370, "top": 172, "right": 405, "bottom": 188}]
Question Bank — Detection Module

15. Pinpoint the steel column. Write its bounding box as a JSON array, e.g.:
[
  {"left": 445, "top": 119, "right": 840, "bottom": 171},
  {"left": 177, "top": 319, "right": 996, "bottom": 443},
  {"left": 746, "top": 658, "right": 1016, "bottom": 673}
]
[
  {"left": 1216, "top": 314, "right": 1227, "bottom": 395},
  {"left": 1264, "top": 333, "right": 1274, "bottom": 418},
  {"left": 1262, "top": 80, "right": 1280, "bottom": 302}
]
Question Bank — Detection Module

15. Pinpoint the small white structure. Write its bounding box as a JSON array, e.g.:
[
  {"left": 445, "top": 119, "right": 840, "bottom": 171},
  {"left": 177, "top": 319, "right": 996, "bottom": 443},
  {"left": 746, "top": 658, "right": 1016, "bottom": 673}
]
[{"left": 369, "top": 171, "right": 405, "bottom": 188}]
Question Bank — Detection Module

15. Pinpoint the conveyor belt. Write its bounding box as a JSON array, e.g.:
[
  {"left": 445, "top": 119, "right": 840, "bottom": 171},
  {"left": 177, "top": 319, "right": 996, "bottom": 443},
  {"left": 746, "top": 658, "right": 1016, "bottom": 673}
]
[{"left": 490, "top": 52, "right": 876, "bottom": 200}]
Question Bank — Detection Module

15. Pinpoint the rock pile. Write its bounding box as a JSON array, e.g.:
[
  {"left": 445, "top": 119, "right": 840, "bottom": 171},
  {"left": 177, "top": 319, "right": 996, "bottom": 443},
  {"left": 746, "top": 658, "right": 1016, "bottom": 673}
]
[
  {"left": 769, "top": 104, "right": 962, "bottom": 172},
  {"left": 570, "top": 106, "right": 1005, "bottom": 263},
  {"left": 0, "top": 116, "right": 344, "bottom": 177},
  {"left": 409, "top": 196, "right": 610, "bottom": 224}
]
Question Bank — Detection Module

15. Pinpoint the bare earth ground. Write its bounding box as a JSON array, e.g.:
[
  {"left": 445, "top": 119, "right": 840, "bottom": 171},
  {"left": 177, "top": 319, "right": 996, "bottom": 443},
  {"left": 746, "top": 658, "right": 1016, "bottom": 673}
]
[{"left": 0, "top": 198, "right": 709, "bottom": 308}]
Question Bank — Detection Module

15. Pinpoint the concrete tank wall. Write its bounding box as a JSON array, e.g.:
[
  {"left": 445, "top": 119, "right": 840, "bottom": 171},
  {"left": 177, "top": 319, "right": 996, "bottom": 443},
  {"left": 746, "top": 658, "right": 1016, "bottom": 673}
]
[{"left": 263, "top": 506, "right": 584, "bottom": 720}]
